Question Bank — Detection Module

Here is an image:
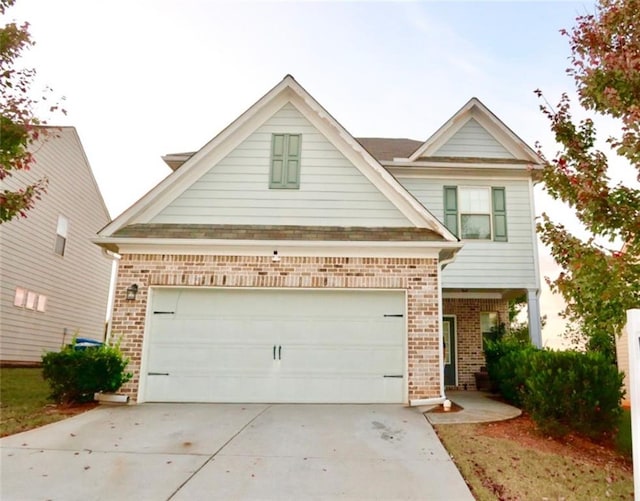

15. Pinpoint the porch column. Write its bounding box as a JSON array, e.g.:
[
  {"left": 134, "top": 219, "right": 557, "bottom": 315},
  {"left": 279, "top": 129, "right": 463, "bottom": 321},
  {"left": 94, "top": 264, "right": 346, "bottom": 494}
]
[{"left": 527, "top": 288, "right": 542, "bottom": 348}]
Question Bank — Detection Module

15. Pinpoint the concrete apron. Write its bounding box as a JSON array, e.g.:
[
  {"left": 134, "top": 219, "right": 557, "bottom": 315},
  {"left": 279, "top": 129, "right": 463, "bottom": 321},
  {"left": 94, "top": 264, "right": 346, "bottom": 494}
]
[{"left": 1, "top": 403, "right": 473, "bottom": 501}]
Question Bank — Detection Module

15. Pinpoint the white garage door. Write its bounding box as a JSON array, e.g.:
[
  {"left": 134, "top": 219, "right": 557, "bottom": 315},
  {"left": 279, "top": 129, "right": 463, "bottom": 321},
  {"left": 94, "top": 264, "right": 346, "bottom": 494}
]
[{"left": 143, "top": 288, "right": 405, "bottom": 403}]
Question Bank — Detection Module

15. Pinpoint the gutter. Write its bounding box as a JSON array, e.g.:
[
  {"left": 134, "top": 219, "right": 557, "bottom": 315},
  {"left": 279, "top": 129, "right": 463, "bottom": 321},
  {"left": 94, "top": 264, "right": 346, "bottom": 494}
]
[{"left": 101, "top": 248, "right": 121, "bottom": 344}]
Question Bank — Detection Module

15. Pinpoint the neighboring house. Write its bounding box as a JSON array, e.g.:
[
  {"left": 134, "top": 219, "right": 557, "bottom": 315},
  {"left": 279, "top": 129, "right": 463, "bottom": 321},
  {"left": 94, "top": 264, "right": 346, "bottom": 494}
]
[
  {"left": 94, "top": 75, "right": 542, "bottom": 404},
  {"left": 0, "top": 127, "right": 113, "bottom": 365}
]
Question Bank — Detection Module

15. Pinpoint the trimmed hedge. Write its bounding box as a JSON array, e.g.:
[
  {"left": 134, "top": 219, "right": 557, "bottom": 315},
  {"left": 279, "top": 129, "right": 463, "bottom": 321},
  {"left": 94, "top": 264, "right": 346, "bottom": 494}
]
[
  {"left": 485, "top": 339, "right": 624, "bottom": 438},
  {"left": 42, "top": 341, "right": 132, "bottom": 404}
]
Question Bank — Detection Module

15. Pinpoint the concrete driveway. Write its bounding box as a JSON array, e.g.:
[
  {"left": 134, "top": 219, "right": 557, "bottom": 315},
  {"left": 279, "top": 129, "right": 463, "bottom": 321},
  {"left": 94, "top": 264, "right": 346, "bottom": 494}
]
[{"left": 1, "top": 404, "right": 473, "bottom": 500}]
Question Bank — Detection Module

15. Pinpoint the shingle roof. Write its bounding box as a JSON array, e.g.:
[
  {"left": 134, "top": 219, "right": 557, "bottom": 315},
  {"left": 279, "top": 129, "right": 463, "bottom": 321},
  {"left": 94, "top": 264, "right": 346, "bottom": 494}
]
[
  {"left": 355, "top": 138, "right": 423, "bottom": 162},
  {"left": 113, "top": 224, "right": 444, "bottom": 241}
]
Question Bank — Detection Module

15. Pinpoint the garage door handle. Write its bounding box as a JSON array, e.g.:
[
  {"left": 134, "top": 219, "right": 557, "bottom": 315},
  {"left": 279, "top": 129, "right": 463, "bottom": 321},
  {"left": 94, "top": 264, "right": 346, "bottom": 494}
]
[
  {"left": 383, "top": 375, "right": 403, "bottom": 378},
  {"left": 273, "top": 345, "right": 276, "bottom": 360},
  {"left": 383, "top": 314, "right": 403, "bottom": 318},
  {"left": 148, "top": 372, "right": 170, "bottom": 376},
  {"left": 278, "top": 345, "right": 282, "bottom": 360}
]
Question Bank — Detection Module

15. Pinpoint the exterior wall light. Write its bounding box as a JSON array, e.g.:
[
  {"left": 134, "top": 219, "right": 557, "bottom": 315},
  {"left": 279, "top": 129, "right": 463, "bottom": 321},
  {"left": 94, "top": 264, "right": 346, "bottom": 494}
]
[
  {"left": 126, "top": 284, "right": 139, "bottom": 301},
  {"left": 272, "top": 250, "right": 281, "bottom": 263}
]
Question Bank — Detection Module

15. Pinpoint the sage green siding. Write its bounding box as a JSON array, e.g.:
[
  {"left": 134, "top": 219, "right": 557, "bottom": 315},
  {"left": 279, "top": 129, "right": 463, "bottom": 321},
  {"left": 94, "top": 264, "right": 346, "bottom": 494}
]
[
  {"left": 0, "top": 128, "right": 112, "bottom": 363},
  {"left": 399, "top": 176, "right": 537, "bottom": 289},
  {"left": 151, "top": 103, "right": 412, "bottom": 227},
  {"left": 430, "top": 118, "right": 515, "bottom": 159}
]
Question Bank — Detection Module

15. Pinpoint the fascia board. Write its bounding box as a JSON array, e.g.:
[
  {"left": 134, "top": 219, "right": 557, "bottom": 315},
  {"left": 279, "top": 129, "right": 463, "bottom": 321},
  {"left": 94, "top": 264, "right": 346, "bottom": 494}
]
[
  {"left": 388, "top": 166, "right": 536, "bottom": 180},
  {"left": 92, "top": 237, "right": 463, "bottom": 258}
]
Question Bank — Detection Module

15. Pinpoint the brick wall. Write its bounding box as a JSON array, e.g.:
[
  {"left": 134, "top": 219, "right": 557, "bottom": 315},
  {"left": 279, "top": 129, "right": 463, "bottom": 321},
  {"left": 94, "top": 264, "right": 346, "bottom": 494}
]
[
  {"left": 111, "top": 254, "right": 441, "bottom": 403},
  {"left": 443, "top": 298, "right": 508, "bottom": 390}
]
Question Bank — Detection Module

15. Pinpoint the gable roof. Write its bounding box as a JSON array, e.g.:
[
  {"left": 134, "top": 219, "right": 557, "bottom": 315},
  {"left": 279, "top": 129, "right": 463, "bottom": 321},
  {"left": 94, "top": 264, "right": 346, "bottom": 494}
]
[
  {"left": 406, "top": 97, "right": 541, "bottom": 164},
  {"left": 98, "top": 75, "right": 457, "bottom": 241}
]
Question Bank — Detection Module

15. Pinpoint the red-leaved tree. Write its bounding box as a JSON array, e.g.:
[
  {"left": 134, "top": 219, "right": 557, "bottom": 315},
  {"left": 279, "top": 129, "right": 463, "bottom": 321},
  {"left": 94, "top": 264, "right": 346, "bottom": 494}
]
[
  {"left": 0, "top": 0, "right": 64, "bottom": 222},
  {"left": 536, "top": 0, "right": 640, "bottom": 360}
]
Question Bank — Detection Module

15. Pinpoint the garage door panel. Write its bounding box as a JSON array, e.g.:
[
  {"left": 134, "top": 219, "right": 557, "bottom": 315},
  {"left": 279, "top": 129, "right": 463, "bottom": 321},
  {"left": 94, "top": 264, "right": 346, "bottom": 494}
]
[{"left": 145, "top": 289, "right": 406, "bottom": 403}]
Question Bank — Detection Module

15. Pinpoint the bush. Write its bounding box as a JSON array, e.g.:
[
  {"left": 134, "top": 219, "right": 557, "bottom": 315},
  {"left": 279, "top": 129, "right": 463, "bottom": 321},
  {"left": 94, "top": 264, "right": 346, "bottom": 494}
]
[
  {"left": 484, "top": 338, "right": 536, "bottom": 406},
  {"left": 42, "top": 340, "right": 132, "bottom": 404},
  {"left": 523, "top": 350, "right": 624, "bottom": 439}
]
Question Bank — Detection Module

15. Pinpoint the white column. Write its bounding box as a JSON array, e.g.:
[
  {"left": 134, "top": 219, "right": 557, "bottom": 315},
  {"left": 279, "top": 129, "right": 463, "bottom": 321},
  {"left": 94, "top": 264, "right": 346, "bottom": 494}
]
[
  {"left": 626, "top": 309, "right": 639, "bottom": 500},
  {"left": 527, "top": 289, "right": 542, "bottom": 348}
]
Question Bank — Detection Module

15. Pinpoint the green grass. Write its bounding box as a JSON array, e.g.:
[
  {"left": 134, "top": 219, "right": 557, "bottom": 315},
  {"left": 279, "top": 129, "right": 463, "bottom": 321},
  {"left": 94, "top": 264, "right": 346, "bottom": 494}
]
[
  {"left": 616, "top": 408, "right": 633, "bottom": 458},
  {"left": 0, "top": 367, "right": 89, "bottom": 437}
]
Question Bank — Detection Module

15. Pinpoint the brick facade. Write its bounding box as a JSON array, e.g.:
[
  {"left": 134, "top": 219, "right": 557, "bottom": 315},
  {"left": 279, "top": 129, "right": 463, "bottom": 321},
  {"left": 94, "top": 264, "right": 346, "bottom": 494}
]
[
  {"left": 443, "top": 298, "right": 509, "bottom": 390},
  {"left": 111, "top": 254, "right": 441, "bottom": 403}
]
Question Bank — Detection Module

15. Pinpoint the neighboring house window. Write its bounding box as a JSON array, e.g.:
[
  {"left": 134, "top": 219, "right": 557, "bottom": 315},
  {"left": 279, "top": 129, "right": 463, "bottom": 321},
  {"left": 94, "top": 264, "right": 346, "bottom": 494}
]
[
  {"left": 13, "top": 287, "right": 26, "bottom": 307},
  {"left": 270, "top": 134, "right": 301, "bottom": 189},
  {"left": 481, "top": 311, "right": 500, "bottom": 348},
  {"left": 25, "top": 291, "right": 37, "bottom": 310},
  {"left": 443, "top": 186, "right": 507, "bottom": 241},
  {"left": 36, "top": 295, "right": 47, "bottom": 312},
  {"left": 54, "top": 215, "right": 69, "bottom": 256}
]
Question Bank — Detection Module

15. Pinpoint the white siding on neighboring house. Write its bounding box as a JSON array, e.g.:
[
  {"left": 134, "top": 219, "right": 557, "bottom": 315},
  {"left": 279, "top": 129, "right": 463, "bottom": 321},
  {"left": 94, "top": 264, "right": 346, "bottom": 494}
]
[
  {"left": 0, "top": 128, "right": 112, "bottom": 363},
  {"left": 431, "top": 118, "right": 515, "bottom": 159},
  {"left": 399, "top": 176, "right": 537, "bottom": 289},
  {"left": 151, "top": 103, "right": 412, "bottom": 227}
]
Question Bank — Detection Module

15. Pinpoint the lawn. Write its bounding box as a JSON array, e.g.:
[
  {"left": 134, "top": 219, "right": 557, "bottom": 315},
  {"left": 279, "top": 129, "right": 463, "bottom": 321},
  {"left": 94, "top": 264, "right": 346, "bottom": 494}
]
[
  {"left": 435, "top": 414, "right": 634, "bottom": 500},
  {"left": 0, "top": 367, "right": 95, "bottom": 437}
]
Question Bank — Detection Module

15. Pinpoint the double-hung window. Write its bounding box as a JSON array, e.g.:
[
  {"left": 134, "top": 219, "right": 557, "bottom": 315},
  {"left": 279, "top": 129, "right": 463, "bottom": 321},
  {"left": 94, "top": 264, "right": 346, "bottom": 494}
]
[
  {"left": 270, "top": 134, "right": 301, "bottom": 189},
  {"left": 444, "top": 186, "right": 507, "bottom": 241},
  {"left": 54, "top": 215, "right": 69, "bottom": 256}
]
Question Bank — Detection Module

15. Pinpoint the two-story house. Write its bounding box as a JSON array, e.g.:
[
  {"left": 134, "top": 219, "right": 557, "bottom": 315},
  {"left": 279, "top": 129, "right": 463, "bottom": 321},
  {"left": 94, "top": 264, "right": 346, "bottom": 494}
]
[
  {"left": 1, "top": 127, "right": 113, "bottom": 364},
  {"left": 94, "top": 75, "right": 541, "bottom": 405}
]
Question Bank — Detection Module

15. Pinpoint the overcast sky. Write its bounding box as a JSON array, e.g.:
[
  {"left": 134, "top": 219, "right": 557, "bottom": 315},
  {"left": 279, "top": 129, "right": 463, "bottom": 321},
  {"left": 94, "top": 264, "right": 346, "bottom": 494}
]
[{"left": 7, "top": 0, "right": 636, "bottom": 347}]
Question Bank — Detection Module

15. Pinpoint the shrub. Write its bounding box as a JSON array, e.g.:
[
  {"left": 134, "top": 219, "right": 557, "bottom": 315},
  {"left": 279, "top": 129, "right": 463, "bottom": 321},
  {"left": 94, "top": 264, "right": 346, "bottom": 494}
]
[
  {"left": 42, "top": 340, "right": 132, "bottom": 404},
  {"left": 484, "top": 338, "right": 537, "bottom": 406},
  {"left": 523, "top": 350, "right": 624, "bottom": 439}
]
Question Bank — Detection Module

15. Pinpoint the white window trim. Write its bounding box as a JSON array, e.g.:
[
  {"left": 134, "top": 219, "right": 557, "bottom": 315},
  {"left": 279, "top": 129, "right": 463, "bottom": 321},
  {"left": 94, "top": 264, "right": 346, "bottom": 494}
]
[{"left": 458, "top": 185, "right": 493, "bottom": 241}]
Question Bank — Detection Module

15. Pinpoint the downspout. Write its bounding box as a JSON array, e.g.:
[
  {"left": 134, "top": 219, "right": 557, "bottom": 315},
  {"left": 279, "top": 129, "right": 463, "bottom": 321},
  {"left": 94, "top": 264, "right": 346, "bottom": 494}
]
[
  {"left": 410, "top": 252, "right": 457, "bottom": 407},
  {"left": 101, "top": 248, "right": 121, "bottom": 344}
]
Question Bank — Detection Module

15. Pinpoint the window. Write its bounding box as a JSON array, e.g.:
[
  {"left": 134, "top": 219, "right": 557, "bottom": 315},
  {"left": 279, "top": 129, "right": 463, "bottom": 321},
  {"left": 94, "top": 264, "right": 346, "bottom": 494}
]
[
  {"left": 54, "top": 215, "right": 69, "bottom": 256},
  {"left": 481, "top": 312, "right": 500, "bottom": 348},
  {"left": 36, "top": 295, "right": 47, "bottom": 312},
  {"left": 443, "top": 186, "right": 507, "bottom": 241},
  {"left": 13, "top": 288, "right": 47, "bottom": 312},
  {"left": 25, "top": 291, "right": 37, "bottom": 310},
  {"left": 270, "top": 134, "right": 301, "bottom": 189},
  {"left": 13, "top": 287, "right": 26, "bottom": 307}
]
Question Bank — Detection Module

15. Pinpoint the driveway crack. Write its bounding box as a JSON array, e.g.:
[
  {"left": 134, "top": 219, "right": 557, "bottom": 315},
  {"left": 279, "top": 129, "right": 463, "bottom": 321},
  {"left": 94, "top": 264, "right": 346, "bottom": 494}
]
[{"left": 165, "top": 404, "right": 272, "bottom": 500}]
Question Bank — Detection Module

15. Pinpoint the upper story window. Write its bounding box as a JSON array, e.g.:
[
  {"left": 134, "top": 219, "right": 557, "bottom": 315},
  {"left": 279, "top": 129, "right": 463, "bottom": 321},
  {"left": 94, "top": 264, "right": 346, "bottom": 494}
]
[
  {"left": 54, "top": 215, "right": 69, "bottom": 256},
  {"left": 444, "top": 186, "right": 507, "bottom": 241},
  {"left": 270, "top": 134, "right": 301, "bottom": 189}
]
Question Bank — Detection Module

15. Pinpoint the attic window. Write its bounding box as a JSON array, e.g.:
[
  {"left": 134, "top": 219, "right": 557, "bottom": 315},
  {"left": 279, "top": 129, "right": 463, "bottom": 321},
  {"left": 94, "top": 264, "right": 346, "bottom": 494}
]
[
  {"left": 270, "top": 134, "right": 301, "bottom": 189},
  {"left": 54, "top": 215, "right": 69, "bottom": 256}
]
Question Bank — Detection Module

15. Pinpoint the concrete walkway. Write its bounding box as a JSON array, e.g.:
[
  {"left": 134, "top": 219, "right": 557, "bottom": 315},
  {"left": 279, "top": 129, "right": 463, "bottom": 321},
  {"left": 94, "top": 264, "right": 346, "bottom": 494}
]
[
  {"left": 1, "top": 404, "right": 474, "bottom": 500},
  {"left": 422, "top": 391, "right": 521, "bottom": 424}
]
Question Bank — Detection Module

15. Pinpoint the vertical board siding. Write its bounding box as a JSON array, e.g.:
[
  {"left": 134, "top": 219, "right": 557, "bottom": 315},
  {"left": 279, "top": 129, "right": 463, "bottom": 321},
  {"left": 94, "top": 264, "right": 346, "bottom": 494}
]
[
  {"left": 431, "top": 118, "right": 515, "bottom": 159},
  {"left": 0, "top": 128, "right": 112, "bottom": 363},
  {"left": 151, "top": 103, "right": 411, "bottom": 226},
  {"left": 399, "top": 176, "right": 537, "bottom": 289}
]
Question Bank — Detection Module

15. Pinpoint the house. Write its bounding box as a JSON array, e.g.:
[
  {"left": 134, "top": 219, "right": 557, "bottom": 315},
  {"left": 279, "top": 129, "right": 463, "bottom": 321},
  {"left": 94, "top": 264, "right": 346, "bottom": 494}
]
[
  {"left": 0, "top": 127, "right": 113, "bottom": 365},
  {"left": 94, "top": 75, "right": 542, "bottom": 405}
]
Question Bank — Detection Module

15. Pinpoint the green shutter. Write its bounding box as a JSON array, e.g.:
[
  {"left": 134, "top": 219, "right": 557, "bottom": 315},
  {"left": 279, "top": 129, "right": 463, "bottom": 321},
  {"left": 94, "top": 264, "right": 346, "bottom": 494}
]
[
  {"left": 492, "top": 187, "right": 507, "bottom": 241},
  {"left": 284, "top": 134, "right": 301, "bottom": 188},
  {"left": 270, "top": 134, "right": 301, "bottom": 189},
  {"left": 443, "top": 186, "right": 458, "bottom": 237}
]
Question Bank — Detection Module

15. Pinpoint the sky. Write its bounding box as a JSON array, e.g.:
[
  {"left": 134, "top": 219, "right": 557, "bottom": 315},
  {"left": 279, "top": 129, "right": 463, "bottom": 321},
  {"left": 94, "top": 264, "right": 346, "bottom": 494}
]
[{"left": 6, "top": 0, "right": 636, "bottom": 347}]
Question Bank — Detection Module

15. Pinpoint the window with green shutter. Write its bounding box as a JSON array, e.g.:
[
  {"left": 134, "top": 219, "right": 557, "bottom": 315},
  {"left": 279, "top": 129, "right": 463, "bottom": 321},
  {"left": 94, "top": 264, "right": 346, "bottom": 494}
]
[
  {"left": 270, "top": 134, "right": 301, "bottom": 189},
  {"left": 443, "top": 186, "right": 507, "bottom": 241}
]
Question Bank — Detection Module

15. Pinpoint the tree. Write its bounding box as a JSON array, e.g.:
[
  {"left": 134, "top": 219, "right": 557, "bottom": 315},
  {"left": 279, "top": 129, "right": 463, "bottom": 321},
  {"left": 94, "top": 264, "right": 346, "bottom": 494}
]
[
  {"left": 536, "top": 0, "right": 640, "bottom": 360},
  {"left": 0, "top": 0, "right": 64, "bottom": 222}
]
